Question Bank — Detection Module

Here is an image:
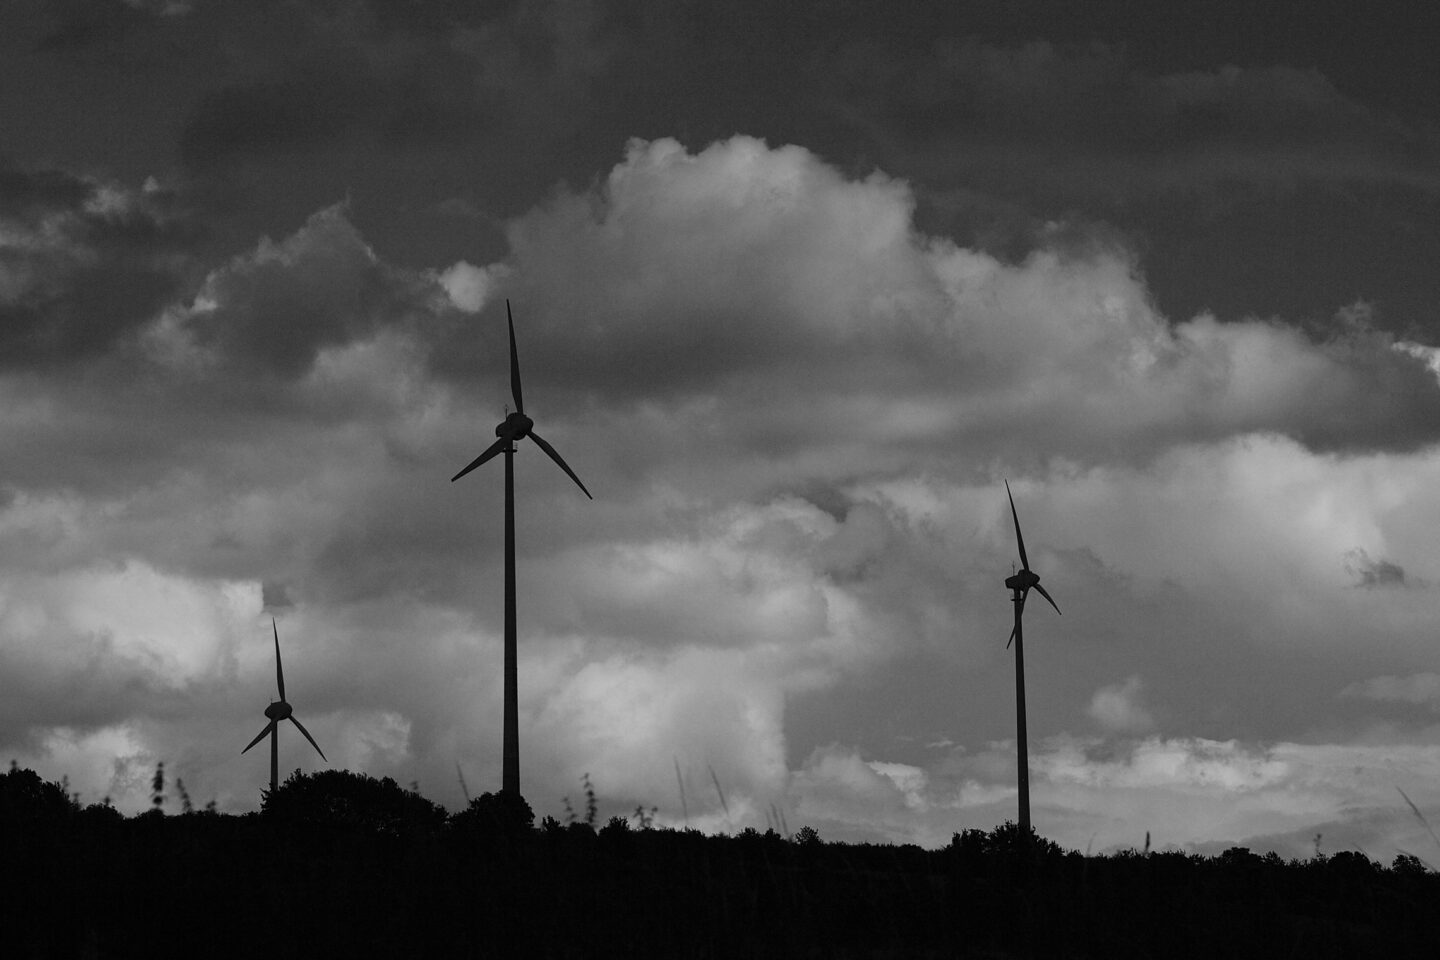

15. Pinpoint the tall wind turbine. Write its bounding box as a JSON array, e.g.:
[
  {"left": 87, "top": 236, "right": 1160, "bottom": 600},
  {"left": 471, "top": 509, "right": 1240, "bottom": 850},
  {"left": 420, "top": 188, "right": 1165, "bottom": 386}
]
[
  {"left": 451, "top": 300, "right": 591, "bottom": 796},
  {"left": 1003, "top": 480, "right": 1060, "bottom": 839},
  {"left": 242, "top": 618, "right": 327, "bottom": 796}
]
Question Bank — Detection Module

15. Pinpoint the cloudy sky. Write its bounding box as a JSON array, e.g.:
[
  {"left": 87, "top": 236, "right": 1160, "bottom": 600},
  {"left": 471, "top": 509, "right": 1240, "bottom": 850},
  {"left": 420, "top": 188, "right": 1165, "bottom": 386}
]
[{"left": 4, "top": 0, "right": 1440, "bottom": 860}]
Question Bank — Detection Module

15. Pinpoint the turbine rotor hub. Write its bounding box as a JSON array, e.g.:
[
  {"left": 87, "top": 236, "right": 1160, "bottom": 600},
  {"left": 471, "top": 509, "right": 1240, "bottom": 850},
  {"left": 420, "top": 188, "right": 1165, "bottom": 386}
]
[
  {"left": 495, "top": 411, "right": 533, "bottom": 440},
  {"left": 1005, "top": 569, "right": 1039, "bottom": 592},
  {"left": 265, "top": 701, "right": 293, "bottom": 721}
]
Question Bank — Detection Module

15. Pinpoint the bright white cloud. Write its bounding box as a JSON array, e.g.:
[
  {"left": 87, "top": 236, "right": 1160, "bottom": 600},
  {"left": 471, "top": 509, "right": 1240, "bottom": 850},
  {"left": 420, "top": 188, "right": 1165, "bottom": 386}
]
[
  {"left": 776, "top": 734, "right": 1440, "bottom": 858},
  {"left": 437, "top": 260, "right": 498, "bottom": 313},
  {"left": 1087, "top": 675, "right": 1155, "bottom": 733},
  {"left": 490, "top": 137, "right": 1440, "bottom": 477}
]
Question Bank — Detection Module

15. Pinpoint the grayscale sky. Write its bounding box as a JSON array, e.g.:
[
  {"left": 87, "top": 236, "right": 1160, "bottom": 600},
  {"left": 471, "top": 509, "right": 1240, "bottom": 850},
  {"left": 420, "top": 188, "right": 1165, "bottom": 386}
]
[{"left": 3, "top": 0, "right": 1440, "bottom": 859}]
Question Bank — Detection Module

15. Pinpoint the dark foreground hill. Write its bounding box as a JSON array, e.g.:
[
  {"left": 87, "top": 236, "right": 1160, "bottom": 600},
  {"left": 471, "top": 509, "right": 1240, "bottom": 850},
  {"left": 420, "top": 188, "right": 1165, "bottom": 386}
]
[{"left": 3, "top": 765, "right": 1437, "bottom": 958}]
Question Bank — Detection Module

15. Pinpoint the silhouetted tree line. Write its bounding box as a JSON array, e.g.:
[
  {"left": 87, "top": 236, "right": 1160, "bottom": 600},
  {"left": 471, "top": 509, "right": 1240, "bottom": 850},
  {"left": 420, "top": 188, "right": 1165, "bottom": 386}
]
[{"left": 2, "top": 762, "right": 1438, "bottom": 958}]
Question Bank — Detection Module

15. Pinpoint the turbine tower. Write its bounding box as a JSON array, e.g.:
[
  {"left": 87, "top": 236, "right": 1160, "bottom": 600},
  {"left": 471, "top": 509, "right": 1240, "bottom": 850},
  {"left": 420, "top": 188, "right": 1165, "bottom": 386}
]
[
  {"left": 1003, "top": 479, "right": 1060, "bottom": 840},
  {"left": 451, "top": 300, "right": 591, "bottom": 796},
  {"left": 242, "top": 618, "right": 327, "bottom": 796}
]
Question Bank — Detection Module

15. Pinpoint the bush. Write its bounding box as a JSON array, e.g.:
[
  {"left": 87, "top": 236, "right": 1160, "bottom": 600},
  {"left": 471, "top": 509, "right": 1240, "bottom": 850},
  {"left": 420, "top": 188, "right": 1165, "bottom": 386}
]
[
  {"left": 948, "top": 821, "right": 1063, "bottom": 863},
  {"left": 263, "top": 768, "right": 449, "bottom": 836},
  {"left": 79, "top": 799, "right": 124, "bottom": 826},
  {"left": 449, "top": 791, "right": 535, "bottom": 837},
  {"left": 1392, "top": 852, "right": 1430, "bottom": 875},
  {"left": 0, "top": 762, "right": 77, "bottom": 822},
  {"left": 793, "top": 825, "right": 822, "bottom": 846},
  {"left": 1326, "top": 849, "right": 1377, "bottom": 877}
]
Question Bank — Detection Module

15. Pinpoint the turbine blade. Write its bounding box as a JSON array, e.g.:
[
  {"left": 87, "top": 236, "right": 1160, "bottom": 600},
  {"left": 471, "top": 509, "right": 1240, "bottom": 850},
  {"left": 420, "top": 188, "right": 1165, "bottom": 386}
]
[
  {"left": 1034, "top": 582, "right": 1061, "bottom": 615},
  {"left": 528, "top": 430, "right": 592, "bottom": 499},
  {"left": 1006, "top": 623, "right": 1017, "bottom": 649},
  {"left": 1005, "top": 479, "right": 1030, "bottom": 572},
  {"left": 451, "top": 435, "right": 510, "bottom": 483},
  {"left": 289, "top": 716, "right": 327, "bottom": 762},
  {"left": 507, "top": 300, "right": 524, "bottom": 416},
  {"left": 242, "top": 721, "right": 276, "bottom": 755},
  {"left": 273, "top": 618, "right": 285, "bottom": 702}
]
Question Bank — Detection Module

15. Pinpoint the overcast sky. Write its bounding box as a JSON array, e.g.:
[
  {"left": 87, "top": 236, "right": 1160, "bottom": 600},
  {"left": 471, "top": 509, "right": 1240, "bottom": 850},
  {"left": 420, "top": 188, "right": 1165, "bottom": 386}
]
[{"left": 3, "top": 0, "right": 1440, "bottom": 860}]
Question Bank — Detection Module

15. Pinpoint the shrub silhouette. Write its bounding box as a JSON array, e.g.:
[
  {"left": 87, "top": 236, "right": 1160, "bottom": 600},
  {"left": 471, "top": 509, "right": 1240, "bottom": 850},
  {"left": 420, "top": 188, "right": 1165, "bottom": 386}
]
[
  {"left": 1326, "top": 849, "right": 1377, "bottom": 876},
  {"left": 949, "top": 820, "right": 1064, "bottom": 866},
  {"left": 1392, "top": 852, "right": 1429, "bottom": 875},
  {"left": 263, "top": 768, "right": 448, "bottom": 836},
  {"left": 448, "top": 790, "right": 534, "bottom": 837},
  {"left": 793, "top": 824, "right": 822, "bottom": 846},
  {"left": 1, "top": 761, "right": 77, "bottom": 822},
  {"left": 78, "top": 799, "right": 123, "bottom": 826}
]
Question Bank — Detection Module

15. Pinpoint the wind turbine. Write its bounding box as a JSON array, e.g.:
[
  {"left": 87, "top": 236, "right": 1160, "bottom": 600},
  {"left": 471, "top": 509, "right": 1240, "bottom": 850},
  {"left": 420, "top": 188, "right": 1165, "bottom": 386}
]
[
  {"left": 242, "top": 618, "right": 327, "bottom": 796},
  {"left": 451, "top": 300, "right": 591, "bottom": 797},
  {"left": 1003, "top": 479, "right": 1060, "bottom": 841}
]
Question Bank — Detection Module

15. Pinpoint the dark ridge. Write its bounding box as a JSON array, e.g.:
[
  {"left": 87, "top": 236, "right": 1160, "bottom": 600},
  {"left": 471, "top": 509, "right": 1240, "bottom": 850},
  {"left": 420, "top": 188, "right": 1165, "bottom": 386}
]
[{"left": 3, "top": 764, "right": 1437, "bottom": 958}]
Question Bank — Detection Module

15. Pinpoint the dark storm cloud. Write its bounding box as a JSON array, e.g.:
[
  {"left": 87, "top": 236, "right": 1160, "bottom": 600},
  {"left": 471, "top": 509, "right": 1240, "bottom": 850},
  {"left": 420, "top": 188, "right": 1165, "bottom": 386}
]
[
  {"left": 1344, "top": 549, "right": 1407, "bottom": 589},
  {"left": 178, "top": 204, "right": 451, "bottom": 376},
  {"left": 179, "top": 70, "right": 383, "bottom": 169},
  {"left": 174, "top": 0, "right": 595, "bottom": 170},
  {"left": 0, "top": 200, "right": 459, "bottom": 504},
  {"left": 33, "top": 0, "right": 167, "bottom": 53},
  {"left": 1341, "top": 674, "right": 1440, "bottom": 710},
  {"left": 17, "top": 0, "right": 1430, "bottom": 335},
  {"left": 0, "top": 166, "right": 196, "bottom": 368},
  {"left": 0, "top": 167, "right": 93, "bottom": 212},
  {"left": 363, "top": 0, "right": 516, "bottom": 35},
  {"left": 819, "top": 38, "right": 1440, "bottom": 211},
  {"left": 807, "top": 37, "right": 1440, "bottom": 327}
]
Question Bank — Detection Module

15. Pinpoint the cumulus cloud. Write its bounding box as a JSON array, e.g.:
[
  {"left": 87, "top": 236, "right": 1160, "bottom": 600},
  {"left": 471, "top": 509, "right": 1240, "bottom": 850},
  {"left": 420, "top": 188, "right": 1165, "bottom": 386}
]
[
  {"left": 1087, "top": 675, "right": 1155, "bottom": 733},
  {"left": 437, "top": 260, "right": 499, "bottom": 313},
  {"left": 459, "top": 136, "right": 1440, "bottom": 463},
  {"left": 164, "top": 204, "right": 452, "bottom": 376},
  {"left": 5, "top": 133, "right": 1440, "bottom": 872}
]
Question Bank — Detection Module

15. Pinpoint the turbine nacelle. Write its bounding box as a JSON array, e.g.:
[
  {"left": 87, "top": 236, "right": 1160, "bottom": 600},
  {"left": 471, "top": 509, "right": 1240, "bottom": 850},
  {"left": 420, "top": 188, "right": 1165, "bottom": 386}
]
[
  {"left": 264, "top": 701, "right": 293, "bottom": 721},
  {"left": 495, "top": 410, "right": 533, "bottom": 440},
  {"left": 1005, "top": 568, "right": 1040, "bottom": 593}
]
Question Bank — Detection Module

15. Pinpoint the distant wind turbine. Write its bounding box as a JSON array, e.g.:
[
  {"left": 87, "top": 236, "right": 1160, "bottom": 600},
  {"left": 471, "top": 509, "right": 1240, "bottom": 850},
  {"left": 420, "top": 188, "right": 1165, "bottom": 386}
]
[
  {"left": 242, "top": 618, "right": 327, "bottom": 796},
  {"left": 451, "top": 300, "right": 591, "bottom": 796},
  {"left": 1003, "top": 479, "right": 1060, "bottom": 841}
]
